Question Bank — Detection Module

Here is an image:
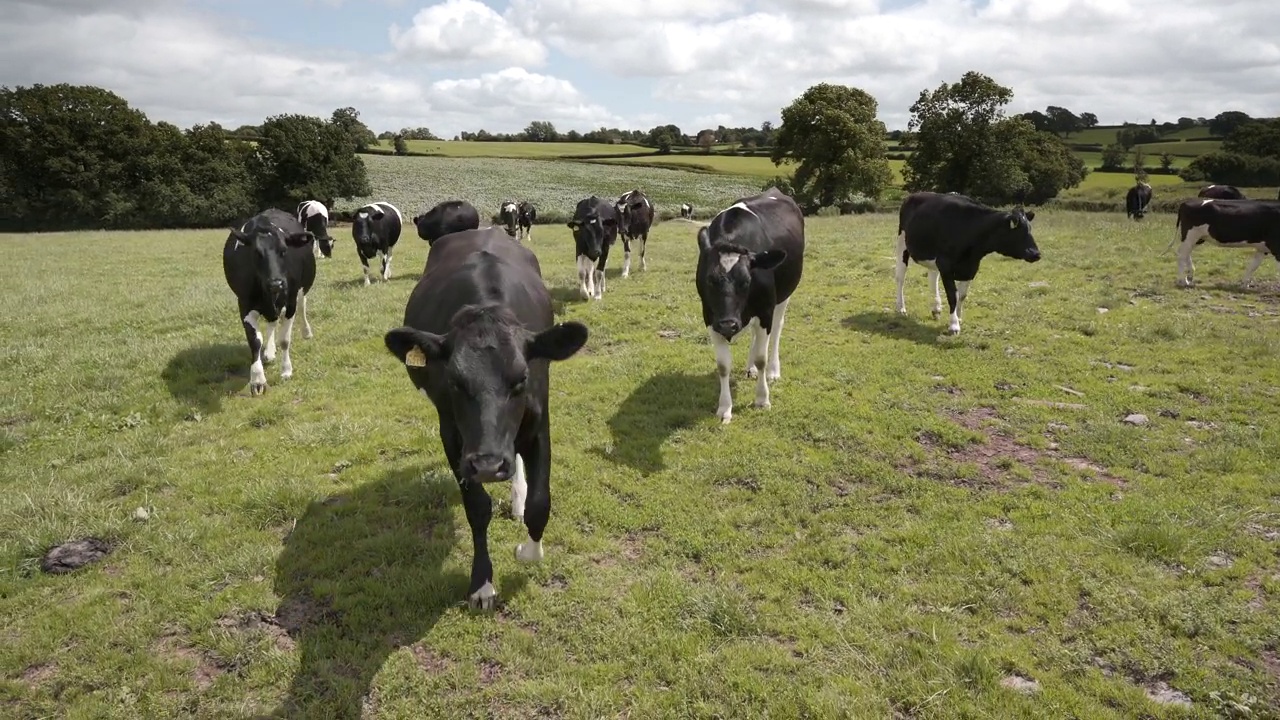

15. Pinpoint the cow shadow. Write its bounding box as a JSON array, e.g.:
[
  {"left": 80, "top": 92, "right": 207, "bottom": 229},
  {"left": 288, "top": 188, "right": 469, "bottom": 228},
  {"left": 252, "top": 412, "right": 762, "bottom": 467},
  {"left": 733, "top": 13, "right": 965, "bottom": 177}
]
[
  {"left": 593, "top": 371, "right": 720, "bottom": 475},
  {"left": 260, "top": 466, "right": 469, "bottom": 720},
  {"left": 549, "top": 285, "right": 587, "bottom": 309},
  {"left": 161, "top": 342, "right": 248, "bottom": 414},
  {"left": 329, "top": 274, "right": 422, "bottom": 291},
  {"left": 842, "top": 311, "right": 951, "bottom": 347}
]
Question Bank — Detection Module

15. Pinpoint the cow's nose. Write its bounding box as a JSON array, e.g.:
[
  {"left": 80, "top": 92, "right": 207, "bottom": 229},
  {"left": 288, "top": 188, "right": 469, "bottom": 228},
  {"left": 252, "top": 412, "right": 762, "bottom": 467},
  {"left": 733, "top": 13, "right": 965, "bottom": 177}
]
[
  {"left": 713, "top": 318, "right": 741, "bottom": 339},
  {"left": 1025, "top": 248, "right": 1042, "bottom": 262},
  {"left": 269, "top": 278, "right": 286, "bottom": 290},
  {"left": 464, "top": 454, "right": 510, "bottom": 481}
]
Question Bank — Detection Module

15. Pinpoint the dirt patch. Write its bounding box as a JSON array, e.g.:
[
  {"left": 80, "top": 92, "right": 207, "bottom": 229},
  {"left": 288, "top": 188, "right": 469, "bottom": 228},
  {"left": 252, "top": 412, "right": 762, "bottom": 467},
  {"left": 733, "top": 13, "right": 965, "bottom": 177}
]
[
  {"left": 0, "top": 413, "right": 33, "bottom": 428},
  {"left": 543, "top": 573, "right": 569, "bottom": 591},
  {"left": 20, "top": 662, "right": 56, "bottom": 687},
  {"left": 39, "top": 537, "right": 113, "bottom": 574},
  {"left": 1262, "top": 649, "right": 1280, "bottom": 683},
  {"left": 715, "top": 476, "right": 762, "bottom": 492},
  {"left": 410, "top": 644, "right": 451, "bottom": 674},
  {"left": 1143, "top": 680, "right": 1192, "bottom": 707},
  {"left": 217, "top": 609, "right": 298, "bottom": 652},
  {"left": 479, "top": 658, "right": 503, "bottom": 685},
  {"left": 155, "top": 631, "right": 227, "bottom": 690}
]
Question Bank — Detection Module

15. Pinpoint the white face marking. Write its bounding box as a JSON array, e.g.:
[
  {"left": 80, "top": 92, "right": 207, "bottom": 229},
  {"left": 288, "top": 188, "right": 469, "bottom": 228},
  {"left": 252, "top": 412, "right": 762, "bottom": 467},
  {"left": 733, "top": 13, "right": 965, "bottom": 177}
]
[{"left": 719, "top": 253, "right": 743, "bottom": 272}]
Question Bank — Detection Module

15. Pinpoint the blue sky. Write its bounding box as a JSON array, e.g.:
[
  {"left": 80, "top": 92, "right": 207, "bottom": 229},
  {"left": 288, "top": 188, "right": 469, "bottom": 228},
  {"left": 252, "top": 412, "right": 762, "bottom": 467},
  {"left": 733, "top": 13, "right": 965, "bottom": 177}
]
[{"left": 2, "top": 0, "right": 1277, "bottom": 137}]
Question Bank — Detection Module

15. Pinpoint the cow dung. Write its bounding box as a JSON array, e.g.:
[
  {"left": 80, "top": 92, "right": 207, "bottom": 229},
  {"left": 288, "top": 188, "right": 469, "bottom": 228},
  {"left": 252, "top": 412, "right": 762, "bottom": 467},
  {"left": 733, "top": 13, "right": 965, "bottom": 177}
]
[{"left": 39, "top": 537, "right": 112, "bottom": 574}]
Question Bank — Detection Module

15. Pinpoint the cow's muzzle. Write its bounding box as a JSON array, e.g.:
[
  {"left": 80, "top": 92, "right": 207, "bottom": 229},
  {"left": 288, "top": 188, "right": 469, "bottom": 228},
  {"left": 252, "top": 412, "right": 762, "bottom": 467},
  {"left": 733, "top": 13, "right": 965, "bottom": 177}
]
[
  {"left": 713, "top": 318, "right": 741, "bottom": 340},
  {"left": 463, "top": 453, "right": 512, "bottom": 483},
  {"left": 1024, "top": 248, "right": 1042, "bottom": 262}
]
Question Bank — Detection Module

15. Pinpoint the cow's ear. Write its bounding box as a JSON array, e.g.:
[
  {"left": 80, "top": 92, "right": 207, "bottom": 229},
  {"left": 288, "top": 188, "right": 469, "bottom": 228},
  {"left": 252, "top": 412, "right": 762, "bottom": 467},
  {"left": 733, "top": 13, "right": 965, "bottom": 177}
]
[
  {"left": 229, "top": 227, "right": 250, "bottom": 249},
  {"left": 370, "top": 211, "right": 385, "bottom": 221},
  {"left": 285, "top": 231, "right": 314, "bottom": 247},
  {"left": 603, "top": 216, "right": 617, "bottom": 227},
  {"left": 385, "top": 327, "right": 448, "bottom": 367},
  {"left": 751, "top": 249, "right": 787, "bottom": 270},
  {"left": 566, "top": 220, "right": 580, "bottom": 229},
  {"left": 527, "top": 322, "right": 588, "bottom": 362},
  {"left": 1025, "top": 210, "right": 1035, "bottom": 222},
  {"left": 696, "top": 226, "right": 712, "bottom": 251}
]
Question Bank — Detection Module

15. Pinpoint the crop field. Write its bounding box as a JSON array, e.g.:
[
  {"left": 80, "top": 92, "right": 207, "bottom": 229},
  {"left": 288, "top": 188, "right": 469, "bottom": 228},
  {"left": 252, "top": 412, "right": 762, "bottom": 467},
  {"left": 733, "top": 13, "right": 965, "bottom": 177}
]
[
  {"left": 370, "top": 140, "right": 654, "bottom": 158},
  {"left": 3, "top": 211, "right": 1280, "bottom": 718},
  {"left": 1133, "top": 140, "right": 1224, "bottom": 158},
  {"left": 1068, "top": 126, "right": 1220, "bottom": 146}
]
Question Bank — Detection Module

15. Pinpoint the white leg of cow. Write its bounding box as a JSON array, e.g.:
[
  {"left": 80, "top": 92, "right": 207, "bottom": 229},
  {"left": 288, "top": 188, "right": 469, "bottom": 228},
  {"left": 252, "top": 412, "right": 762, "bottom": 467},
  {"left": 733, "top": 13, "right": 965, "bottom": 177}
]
[
  {"left": 382, "top": 251, "right": 393, "bottom": 281},
  {"left": 751, "top": 323, "right": 771, "bottom": 410},
  {"left": 929, "top": 270, "right": 942, "bottom": 319},
  {"left": 1241, "top": 248, "right": 1268, "bottom": 286},
  {"left": 510, "top": 453, "right": 527, "bottom": 521},
  {"left": 244, "top": 311, "right": 268, "bottom": 395},
  {"left": 1177, "top": 225, "right": 1208, "bottom": 287},
  {"left": 622, "top": 250, "right": 631, "bottom": 278},
  {"left": 262, "top": 319, "right": 277, "bottom": 364},
  {"left": 576, "top": 255, "right": 592, "bottom": 299},
  {"left": 709, "top": 327, "right": 734, "bottom": 424},
  {"left": 638, "top": 237, "right": 647, "bottom": 271},
  {"left": 948, "top": 280, "right": 970, "bottom": 335},
  {"left": 300, "top": 292, "right": 313, "bottom": 339},
  {"left": 894, "top": 232, "right": 908, "bottom": 315},
  {"left": 594, "top": 268, "right": 605, "bottom": 300},
  {"left": 363, "top": 262, "right": 372, "bottom": 286},
  {"left": 745, "top": 317, "right": 761, "bottom": 378},
  {"left": 278, "top": 314, "right": 295, "bottom": 380},
  {"left": 767, "top": 297, "right": 789, "bottom": 381}
]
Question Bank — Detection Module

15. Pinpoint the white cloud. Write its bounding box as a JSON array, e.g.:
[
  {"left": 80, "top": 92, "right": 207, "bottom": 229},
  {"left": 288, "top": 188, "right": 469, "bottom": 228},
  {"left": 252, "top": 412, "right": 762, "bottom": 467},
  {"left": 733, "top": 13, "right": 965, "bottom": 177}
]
[
  {"left": 429, "top": 67, "right": 624, "bottom": 129},
  {"left": 390, "top": 0, "right": 547, "bottom": 67}
]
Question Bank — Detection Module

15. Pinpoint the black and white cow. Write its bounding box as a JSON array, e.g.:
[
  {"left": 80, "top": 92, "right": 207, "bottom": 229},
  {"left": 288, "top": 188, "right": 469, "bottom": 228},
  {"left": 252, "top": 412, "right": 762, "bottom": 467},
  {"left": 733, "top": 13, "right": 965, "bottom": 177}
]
[
  {"left": 1126, "top": 181, "right": 1153, "bottom": 220},
  {"left": 222, "top": 209, "right": 317, "bottom": 396},
  {"left": 616, "top": 189, "right": 655, "bottom": 277},
  {"left": 351, "top": 201, "right": 403, "bottom": 285},
  {"left": 296, "top": 200, "right": 335, "bottom": 258},
  {"left": 499, "top": 201, "right": 519, "bottom": 239},
  {"left": 894, "top": 191, "right": 1041, "bottom": 336},
  {"left": 680, "top": 203, "right": 693, "bottom": 220},
  {"left": 695, "top": 187, "right": 805, "bottom": 424},
  {"left": 1168, "top": 198, "right": 1280, "bottom": 287},
  {"left": 383, "top": 227, "right": 589, "bottom": 610},
  {"left": 566, "top": 196, "right": 619, "bottom": 300},
  {"left": 517, "top": 201, "right": 536, "bottom": 242},
  {"left": 1199, "top": 184, "right": 1247, "bottom": 200},
  {"left": 413, "top": 200, "right": 480, "bottom": 246}
]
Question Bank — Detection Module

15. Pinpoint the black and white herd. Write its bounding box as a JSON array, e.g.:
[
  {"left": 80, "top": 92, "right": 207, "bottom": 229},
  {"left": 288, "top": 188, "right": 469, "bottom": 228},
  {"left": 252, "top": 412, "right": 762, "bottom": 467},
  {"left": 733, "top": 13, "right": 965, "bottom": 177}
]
[{"left": 222, "top": 179, "right": 1278, "bottom": 609}]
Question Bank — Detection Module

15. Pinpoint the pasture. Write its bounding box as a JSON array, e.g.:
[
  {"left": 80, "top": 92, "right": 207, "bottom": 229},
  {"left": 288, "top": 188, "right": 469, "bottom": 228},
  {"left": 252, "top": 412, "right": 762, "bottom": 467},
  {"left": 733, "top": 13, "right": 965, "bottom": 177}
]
[{"left": 2, "top": 210, "right": 1279, "bottom": 719}]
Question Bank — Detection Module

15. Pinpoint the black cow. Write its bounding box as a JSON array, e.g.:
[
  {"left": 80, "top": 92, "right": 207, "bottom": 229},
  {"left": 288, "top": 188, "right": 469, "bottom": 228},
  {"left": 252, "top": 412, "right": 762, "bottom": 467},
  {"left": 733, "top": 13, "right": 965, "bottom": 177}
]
[
  {"left": 680, "top": 202, "right": 693, "bottom": 220},
  {"left": 1126, "top": 181, "right": 1153, "bottom": 220},
  {"left": 222, "top": 209, "right": 317, "bottom": 396},
  {"left": 1199, "top": 184, "right": 1246, "bottom": 200},
  {"left": 616, "top": 189, "right": 655, "bottom": 277},
  {"left": 695, "top": 187, "right": 805, "bottom": 424},
  {"left": 296, "top": 200, "right": 335, "bottom": 258},
  {"left": 894, "top": 191, "right": 1041, "bottom": 336},
  {"left": 1168, "top": 198, "right": 1280, "bottom": 287},
  {"left": 566, "top": 196, "right": 619, "bottom": 300},
  {"left": 499, "top": 201, "right": 519, "bottom": 238},
  {"left": 383, "top": 228, "right": 589, "bottom": 610},
  {"left": 352, "top": 201, "right": 403, "bottom": 285},
  {"left": 517, "top": 201, "right": 536, "bottom": 242},
  {"left": 413, "top": 200, "right": 480, "bottom": 246}
]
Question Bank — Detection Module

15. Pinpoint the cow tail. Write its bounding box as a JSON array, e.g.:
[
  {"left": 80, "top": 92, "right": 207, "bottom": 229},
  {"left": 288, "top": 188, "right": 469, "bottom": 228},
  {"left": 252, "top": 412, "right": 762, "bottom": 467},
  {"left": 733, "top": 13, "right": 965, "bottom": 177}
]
[{"left": 1163, "top": 213, "right": 1180, "bottom": 254}]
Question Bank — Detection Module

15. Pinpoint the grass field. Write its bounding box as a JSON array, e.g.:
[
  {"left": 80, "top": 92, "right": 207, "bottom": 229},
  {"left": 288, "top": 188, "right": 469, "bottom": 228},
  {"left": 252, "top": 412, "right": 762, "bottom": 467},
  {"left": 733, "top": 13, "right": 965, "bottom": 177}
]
[
  {"left": 371, "top": 140, "right": 654, "bottom": 158},
  {"left": 3, "top": 211, "right": 1280, "bottom": 718},
  {"left": 1067, "top": 126, "right": 1219, "bottom": 146}
]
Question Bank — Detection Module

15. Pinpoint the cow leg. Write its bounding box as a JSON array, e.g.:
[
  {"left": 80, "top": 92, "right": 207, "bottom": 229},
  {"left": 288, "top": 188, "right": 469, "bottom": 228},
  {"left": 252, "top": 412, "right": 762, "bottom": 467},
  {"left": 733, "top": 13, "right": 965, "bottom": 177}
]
[
  {"left": 242, "top": 310, "right": 268, "bottom": 396},
  {"left": 279, "top": 298, "right": 297, "bottom": 380},
  {"left": 941, "top": 275, "right": 962, "bottom": 335},
  {"left": 514, "top": 433, "right": 550, "bottom": 563},
  {"left": 1176, "top": 226, "right": 1207, "bottom": 287},
  {"left": 300, "top": 292, "right": 313, "bottom": 339},
  {"left": 510, "top": 453, "right": 527, "bottom": 521},
  {"left": 439, "top": 422, "right": 496, "bottom": 610},
  {"left": 1241, "top": 248, "right": 1268, "bottom": 286},
  {"left": 745, "top": 317, "right": 762, "bottom": 378},
  {"left": 638, "top": 233, "right": 648, "bottom": 272},
  {"left": 928, "top": 271, "right": 942, "bottom": 319},
  {"left": 621, "top": 236, "right": 632, "bottom": 278},
  {"left": 709, "top": 327, "right": 734, "bottom": 423},
  {"left": 577, "top": 255, "right": 593, "bottom": 299},
  {"left": 381, "top": 249, "right": 392, "bottom": 281},
  {"left": 594, "top": 253, "right": 607, "bottom": 300},
  {"left": 751, "top": 317, "right": 772, "bottom": 409},
  {"left": 894, "top": 238, "right": 909, "bottom": 315},
  {"left": 261, "top": 318, "right": 277, "bottom": 364},
  {"left": 360, "top": 254, "right": 372, "bottom": 286},
  {"left": 767, "top": 297, "right": 789, "bottom": 381}
]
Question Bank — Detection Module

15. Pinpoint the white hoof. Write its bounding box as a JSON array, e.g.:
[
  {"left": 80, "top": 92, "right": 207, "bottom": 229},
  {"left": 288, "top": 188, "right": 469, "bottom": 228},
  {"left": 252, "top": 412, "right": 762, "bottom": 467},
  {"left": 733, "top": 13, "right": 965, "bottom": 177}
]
[
  {"left": 948, "top": 323, "right": 961, "bottom": 335},
  {"left": 468, "top": 581, "right": 497, "bottom": 610},
  {"left": 716, "top": 406, "right": 733, "bottom": 424},
  {"left": 746, "top": 366, "right": 759, "bottom": 379},
  {"left": 515, "top": 540, "right": 543, "bottom": 563},
  {"left": 754, "top": 398, "right": 771, "bottom": 410},
  {"left": 931, "top": 308, "right": 942, "bottom": 320},
  {"left": 897, "top": 306, "right": 908, "bottom": 316},
  {"left": 303, "top": 328, "right": 314, "bottom": 340},
  {"left": 281, "top": 365, "right": 293, "bottom": 380},
  {"left": 766, "top": 367, "right": 781, "bottom": 382},
  {"left": 250, "top": 381, "right": 267, "bottom": 396}
]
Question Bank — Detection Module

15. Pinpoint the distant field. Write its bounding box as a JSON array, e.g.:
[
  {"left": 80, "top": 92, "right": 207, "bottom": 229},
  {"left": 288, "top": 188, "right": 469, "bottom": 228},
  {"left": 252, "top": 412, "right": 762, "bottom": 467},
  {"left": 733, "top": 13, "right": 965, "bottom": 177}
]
[
  {"left": 1133, "top": 139, "right": 1223, "bottom": 157},
  {"left": 371, "top": 140, "right": 653, "bottom": 158},
  {"left": 585, "top": 155, "right": 909, "bottom": 185}
]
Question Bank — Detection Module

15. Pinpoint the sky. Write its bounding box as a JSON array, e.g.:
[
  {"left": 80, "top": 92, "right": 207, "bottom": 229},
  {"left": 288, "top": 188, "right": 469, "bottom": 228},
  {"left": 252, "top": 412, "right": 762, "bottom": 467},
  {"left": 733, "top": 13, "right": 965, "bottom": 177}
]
[{"left": 2, "top": 0, "right": 1277, "bottom": 137}]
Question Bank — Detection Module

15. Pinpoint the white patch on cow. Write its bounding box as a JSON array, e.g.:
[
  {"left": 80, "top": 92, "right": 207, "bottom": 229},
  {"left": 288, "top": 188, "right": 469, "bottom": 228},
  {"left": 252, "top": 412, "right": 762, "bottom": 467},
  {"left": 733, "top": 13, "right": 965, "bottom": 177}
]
[
  {"left": 468, "top": 581, "right": 496, "bottom": 610},
  {"left": 622, "top": 250, "right": 631, "bottom": 278},
  {"left": 510, "top": 454, "right": 527, "bottom": 521},
  {"left": 382, "top": 251, "right": 393, "bottom": 281},
  {"left": 745, "top": 317, "right": 762, "bottom": 378},
  {"left": 719, "top": 252, "right": 742, "bottom": 272},
  {"left": 244, "top": 311, "right": 267, "bottom": 394},
  {"left": 577, "top": 254, "right": 596, "bottom": 299},
  {"left": 278, "top": 314, "right": 295, "bottom": 380},
  {"left": 751, "top": 322, "right": 772, "bottom": 409},
  {"left": 637, "top": 237, "right": 648, "bottom": 272},
  {"left": 948, "top": 279, "right": 971, "bottom": 335},
  {"left": 1176, "top": 223, "right": 1212, "bottom": 286},
  {"left": 768, "top": 297, "right": 789, "bottom": 381},
  {"left": 594, "top": 266, "right": 605, "bottom": 299},
  {"left": 262, "top": 320, "right": 278, "bottom": 364},
  {"left": 300, "top": 292, "right": 313, "bottom": 339},
  {"left": 709, "top": 327, "right": 734, "bottom": 423},
  {"left": 515, "top": 538, "right": 543, "bottom": 563},
  {"left": 298, "top": 200, "right": 328, "bottom": 222},
  {"left": 375, "top": 201, "right": 403, "bottom": 226},
  {"left": 1200, "top": 198, "right": 1214, "bottom": 206}
]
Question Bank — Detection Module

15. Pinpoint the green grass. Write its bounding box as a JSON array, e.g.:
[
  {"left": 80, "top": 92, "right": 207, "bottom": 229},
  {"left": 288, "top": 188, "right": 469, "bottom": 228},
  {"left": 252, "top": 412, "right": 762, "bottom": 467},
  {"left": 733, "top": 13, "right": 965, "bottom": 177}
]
[
  {"left": 3, "top": 211, "right": 1280, "bottom": 719},
  {"left": 1134, "top": 140, "right": 1223, "bottom": 158}
]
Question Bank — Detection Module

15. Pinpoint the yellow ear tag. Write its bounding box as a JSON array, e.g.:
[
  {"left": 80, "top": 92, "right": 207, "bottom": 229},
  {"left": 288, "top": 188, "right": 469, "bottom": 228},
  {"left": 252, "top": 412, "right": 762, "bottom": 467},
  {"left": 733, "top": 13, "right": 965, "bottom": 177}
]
[{"left": 404, "top": 347, "right": 427, "bottom": 367}]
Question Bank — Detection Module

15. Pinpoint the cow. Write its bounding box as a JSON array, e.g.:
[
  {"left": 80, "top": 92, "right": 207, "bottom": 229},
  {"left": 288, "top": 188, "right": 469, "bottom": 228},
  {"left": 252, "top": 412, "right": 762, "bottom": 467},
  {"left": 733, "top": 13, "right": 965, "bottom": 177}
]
[
  {"left": 616, "top": 189, "right": 655, "bottom": 277},
  {"left": 1168, "top": 198, "right": 1280, "bottom": 287},
  {"left": 680, "top": 203, "right": 693, "bottom": 220},
  {"left": 222, "top": 209, "right": 316, "bottom": 396},
  {"left": 566, "top": 196, "right": 619, "bottom": 300},
  {"left": 517, "top": 201, "right": 536, "bottom": 242},
  {"left": 695, "top": 187, "right": 805, "bottom": 424},
  {"left": 413, "top": 200, "right": 480, "bottom": 246},
  {"left": 1199, "top": 184, "right": 1247, "bottom": 200},
  {"left": 351, "top": 201, "right": 403, "bottom": 285},
  {"left": 499, "top": 201, "right": 519, "bottom": 239},
  {"left": 894, "top": 191, "right": 1041, "bottom": 336},
  {"left": 382, "top": 228, "right": 589, "bottom": 610},
  {"left": 1126, "top": 181, "right": 1153, "bottom": 220},
  {"left": 296, "top": 200, "right": 335, "bottom": 258}
]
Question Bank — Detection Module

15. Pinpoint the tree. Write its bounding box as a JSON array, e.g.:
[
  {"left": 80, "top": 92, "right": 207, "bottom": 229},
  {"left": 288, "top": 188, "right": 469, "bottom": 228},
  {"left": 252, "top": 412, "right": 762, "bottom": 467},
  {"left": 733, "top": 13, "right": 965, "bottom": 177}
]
[
  {"left": 696, "top": 129, "right": 716, "bottom": 153},
  {"left": 1208, "top": 111, "right": 1252, "bottom": 137},
  {"left": 250, "top": 113, "right": 371, "bottom": 209},
  {"left": 1018, "top": 110, "right": 1052, "bottom": 133},
  {"left": 1079, "top": 112, "right": 1099, "bottom": 130},
  {"left": 771, "top": 82, "right": 894, "bottom": 211},
  {"left": 330, "top": 107, "right": 376, "bottom": 152},
  {"left": 1045, "top": 105, "right": 1080, "bottom": 136},
  {"left": 1222, "top": 118, "right": 1280, "bottom": 158},
  {"left": 1176, "top": 117, "right": 1197, "bottom": 130},
  {"left": 1160, "top": 152, "right": 1174, "bottom": 171},
  {"left": 1131, "top": 148, "right": 1148, "bottom": 180},
  {"left": 1100, "top": 143, "right": 1128, "bottom": 170},
  {"left": 393, "top": 133, "right": 409, "bottom": 156},
  {"left": 1116, "top": 125, "right": 1159, "bottom": 150},
  {"left": 524, "top": 120, "right": 558, "bottom": 142},
  {"left": 902, "top": 72, "right": 1083, "bottom": 203}
]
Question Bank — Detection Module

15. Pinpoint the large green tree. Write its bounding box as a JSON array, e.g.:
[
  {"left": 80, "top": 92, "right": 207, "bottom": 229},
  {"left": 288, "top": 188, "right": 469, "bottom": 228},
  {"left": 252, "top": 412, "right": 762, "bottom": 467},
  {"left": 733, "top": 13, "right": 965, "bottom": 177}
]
[
  {"left": 330, "top": 106, "right": 377, "bottom": 152},
  {"left": 903, "top": 71, "right": 1085, "bottom": 204},
  {"left": 771, "top": 82, "right": 893, "bottom": 212},
  {"left": 250, "top": 113, "right": 371, "bottom": 209}
]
